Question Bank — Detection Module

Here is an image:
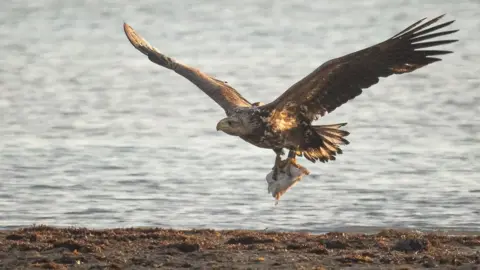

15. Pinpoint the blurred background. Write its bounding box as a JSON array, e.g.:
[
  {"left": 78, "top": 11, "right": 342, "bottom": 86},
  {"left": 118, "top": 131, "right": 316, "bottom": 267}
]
[{"left": 0, "top": 0, "right": 479, "bottom": 232}]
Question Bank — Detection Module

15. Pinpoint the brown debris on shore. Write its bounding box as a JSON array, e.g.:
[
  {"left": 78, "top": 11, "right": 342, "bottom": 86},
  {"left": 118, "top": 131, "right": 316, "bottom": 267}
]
[{"left": 0, "top": 225, "right": 479, "bottom": 269}]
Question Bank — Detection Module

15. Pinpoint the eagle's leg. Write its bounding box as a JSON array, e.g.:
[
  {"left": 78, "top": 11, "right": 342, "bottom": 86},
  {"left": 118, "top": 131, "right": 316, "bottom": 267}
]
[
  {"left": 284, "top": 150, "right": 297, "bottom": 177},
  {"left": 284, "top": 149, "right": 310, "bottom": 176},
  {"left": 271, "top": 148, "right": 284, "bottom": 181}
]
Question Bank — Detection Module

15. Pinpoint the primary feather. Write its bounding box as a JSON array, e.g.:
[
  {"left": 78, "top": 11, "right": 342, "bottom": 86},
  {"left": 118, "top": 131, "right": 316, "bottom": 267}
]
[
  {"left": 123, "top": 23, "right": 251, "bottom": 115},
  {"left": 262, "top": 14, "right": 458, "bottom": 123}
]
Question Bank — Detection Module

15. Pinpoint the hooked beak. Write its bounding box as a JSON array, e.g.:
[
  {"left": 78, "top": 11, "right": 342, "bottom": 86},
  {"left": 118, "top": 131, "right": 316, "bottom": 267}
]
[{"left": 216, "top": 119, "right": 229, "bottom": 131}]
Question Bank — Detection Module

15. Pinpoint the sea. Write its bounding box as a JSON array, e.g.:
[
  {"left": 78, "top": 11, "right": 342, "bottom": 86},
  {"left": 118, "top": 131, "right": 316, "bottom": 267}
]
[{"left": 1, "top": 0, "right": 479, "bottom": 233}]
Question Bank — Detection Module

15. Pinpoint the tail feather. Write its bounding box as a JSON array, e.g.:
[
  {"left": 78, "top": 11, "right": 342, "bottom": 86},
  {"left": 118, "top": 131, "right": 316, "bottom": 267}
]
[
  {"left": 302, "top": 123, "right": 350, "bottom": 163},
  {"left": 312, "top": 123, "right": 350, "bottom": 145},
  {"left": 313, "top": 122, "right": 348, "bottom": 130}
]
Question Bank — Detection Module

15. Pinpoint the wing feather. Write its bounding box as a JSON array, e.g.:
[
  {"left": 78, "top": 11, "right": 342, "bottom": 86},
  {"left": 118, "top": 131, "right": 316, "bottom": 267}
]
[
  {"left": 123, "top": 23, "right": 251, "bottom": 114},
  {"left": 262, "top": 15, "right": 458, "bottom": 122}
]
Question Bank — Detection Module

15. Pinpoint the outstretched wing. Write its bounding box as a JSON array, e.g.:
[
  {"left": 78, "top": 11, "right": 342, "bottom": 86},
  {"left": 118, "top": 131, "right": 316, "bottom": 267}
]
[
  {"left": 123, "top": 23, "right": 251, "bottom": 114},
  {"left": 262, "top": 15, "right": 458, "bottom": 123}
]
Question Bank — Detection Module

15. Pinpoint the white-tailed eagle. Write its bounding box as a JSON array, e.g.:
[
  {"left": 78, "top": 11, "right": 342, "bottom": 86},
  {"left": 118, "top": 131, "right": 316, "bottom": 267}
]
[{"left": 123, "top": 15, "right": 457, "bottom": 180}]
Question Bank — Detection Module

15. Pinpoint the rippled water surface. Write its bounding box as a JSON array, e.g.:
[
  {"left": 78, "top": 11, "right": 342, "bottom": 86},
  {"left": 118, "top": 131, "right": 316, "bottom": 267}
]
[{"left": 1, "top": 0, "right": 479, "bottom": 232}]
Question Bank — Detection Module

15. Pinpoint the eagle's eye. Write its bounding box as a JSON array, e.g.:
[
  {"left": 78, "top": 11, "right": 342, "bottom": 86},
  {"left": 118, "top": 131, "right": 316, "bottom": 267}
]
[{"left": 227, "top": 120, "right": 233, "bottom": 126}]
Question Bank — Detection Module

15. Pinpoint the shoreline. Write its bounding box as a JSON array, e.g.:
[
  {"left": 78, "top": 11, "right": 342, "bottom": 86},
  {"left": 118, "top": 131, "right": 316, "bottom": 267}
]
[
  {"left": 1, "top": 225, "right": 479, "bottom": 269},
  {"left": 3, "top": 224, "right": 480, "bottom": 235}
]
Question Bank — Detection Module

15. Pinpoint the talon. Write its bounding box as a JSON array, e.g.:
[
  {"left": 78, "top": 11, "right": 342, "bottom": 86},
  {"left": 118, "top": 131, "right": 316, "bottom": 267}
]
[
  {"left": 288, "top": 155, "right": 311, "bottom": 176},
  {"left": 284, "top": 150, "right": 297, "bottom": 177},
  {"left": 284, "top": 159, "right": 292, "bottom": 177},
  {"left": 272, "top": 167, "right": 278, "bottom": 181},
  {"left": 272, "top": 154, "right": 282, "bottom": 181}
]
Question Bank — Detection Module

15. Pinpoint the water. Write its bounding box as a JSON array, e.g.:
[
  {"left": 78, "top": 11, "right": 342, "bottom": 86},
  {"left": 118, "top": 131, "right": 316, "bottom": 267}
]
[{"left": 1, "top": 0, "right": 479, "bottom": 232}]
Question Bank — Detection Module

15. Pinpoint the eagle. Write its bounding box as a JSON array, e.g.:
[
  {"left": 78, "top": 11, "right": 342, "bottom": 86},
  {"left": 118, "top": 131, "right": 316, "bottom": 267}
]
[{"left": 123, "top": 15, "right": 457, "bottom": 180}]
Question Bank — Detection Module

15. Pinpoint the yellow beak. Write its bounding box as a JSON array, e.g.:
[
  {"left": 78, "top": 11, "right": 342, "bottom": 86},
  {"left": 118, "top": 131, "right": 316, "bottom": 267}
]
[{"left": 216, "top": 119, "right": 229, "bottom": 131}]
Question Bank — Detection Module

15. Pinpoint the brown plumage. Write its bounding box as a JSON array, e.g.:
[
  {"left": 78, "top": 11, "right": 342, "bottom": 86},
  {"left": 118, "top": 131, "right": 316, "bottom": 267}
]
[
  {"left": 123, "top": 23, "right": 251, "bottom": 114},
  {"left": 262, "top": 14, "right": 458, "bottom": 123},
  {"left": 123, "top": 15, "right": 458, "bottom": 176}
]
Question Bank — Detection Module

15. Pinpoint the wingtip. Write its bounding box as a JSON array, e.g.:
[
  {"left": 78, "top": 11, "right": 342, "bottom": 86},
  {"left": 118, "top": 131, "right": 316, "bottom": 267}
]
[
  {"left": 424, "top": 14, "right": 447, "bottom": 25},
  {"left": 123, "top": 22, "right": 141, "bottom": 50},
  {"left": 123, "top": 22, "right": 132, "bottom": 34},
  {"left": 121, "top": 22, "right": 155, "bottom": 57},
  {"left": 122, "top": 22, "right": 141, "bottom": 45}
]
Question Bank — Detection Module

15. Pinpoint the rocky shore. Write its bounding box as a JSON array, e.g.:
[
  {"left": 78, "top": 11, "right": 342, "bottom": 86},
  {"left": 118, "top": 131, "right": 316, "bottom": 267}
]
[{"left": 1, "top": 225, "right": 479, "bottom": 269}]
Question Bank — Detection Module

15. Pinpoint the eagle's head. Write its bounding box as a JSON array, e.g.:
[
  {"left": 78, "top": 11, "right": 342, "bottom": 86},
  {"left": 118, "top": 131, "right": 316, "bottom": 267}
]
[{"left": 216, "top": 116, "right": 250, "bottom": 136}]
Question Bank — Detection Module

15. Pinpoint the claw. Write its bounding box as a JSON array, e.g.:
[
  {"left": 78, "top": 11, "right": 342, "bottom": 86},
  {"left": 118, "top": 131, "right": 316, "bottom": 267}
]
[
  {"left": 272, "top": 167, "right": 278, "bottom": 181},
  {"left": 290, "top": 159, "right": 311, "bottom": 175},
  {"left": 284, "top": 150, "right": 298, "bottom": 177},
  {"left": 272, "top": 154, "right": 282, "bottom": 181},
  {"left": 284, "top": 159, "right": 293, "bottom": 177},
  {"left": 272, "top": 149, "right": 302, "bottom": 180}
]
